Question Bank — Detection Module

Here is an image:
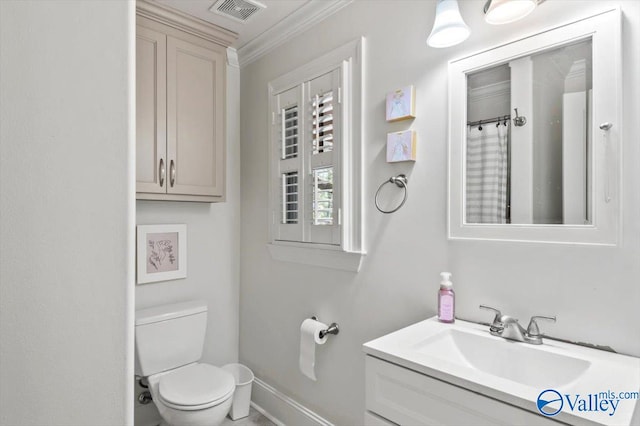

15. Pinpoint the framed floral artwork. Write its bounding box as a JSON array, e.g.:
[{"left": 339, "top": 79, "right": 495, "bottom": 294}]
[
  {"left": 136, "top": 224, "right": 187, "bottom": 284},
  {"left": 385, "top": 85, "right": 416, "bottom": 122},
  {"left": 386, "top": 130, "right": 417, "bottom": 162}
]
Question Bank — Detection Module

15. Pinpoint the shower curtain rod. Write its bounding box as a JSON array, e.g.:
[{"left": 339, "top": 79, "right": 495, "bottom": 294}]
[{"left": 467, "top": 114, "right": 511, "bottom": 127}]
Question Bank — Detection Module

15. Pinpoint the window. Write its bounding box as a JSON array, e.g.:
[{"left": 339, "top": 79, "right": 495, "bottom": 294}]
[
  {"left": 268, "top": 38, "right": 364, "bottom": 271},
  {"left": 312, "top": 167, "right": 333, "bottom": 226}
]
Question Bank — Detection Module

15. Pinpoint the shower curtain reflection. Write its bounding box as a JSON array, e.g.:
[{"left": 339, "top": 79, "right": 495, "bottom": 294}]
[{"left": 466, "top": 122, "right": 510, "bottom": 224}]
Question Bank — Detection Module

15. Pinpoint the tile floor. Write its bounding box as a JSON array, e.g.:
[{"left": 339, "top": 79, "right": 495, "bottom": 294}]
[{"left": 221, "top": 407, "right": 276, "bottom": 426}]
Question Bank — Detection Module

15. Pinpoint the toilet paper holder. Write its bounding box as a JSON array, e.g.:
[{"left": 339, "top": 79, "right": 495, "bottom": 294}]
[{"left": 311, "top": 316, "right": 340, "bottom": 339}]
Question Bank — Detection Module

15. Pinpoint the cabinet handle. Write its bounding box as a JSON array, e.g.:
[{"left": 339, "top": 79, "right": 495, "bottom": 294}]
[
  {"left": 159, "top": 158, "right": 166, "bottom": 187},
  {"left": 170, "top": 160, "right": 176, "bottom": 187}
]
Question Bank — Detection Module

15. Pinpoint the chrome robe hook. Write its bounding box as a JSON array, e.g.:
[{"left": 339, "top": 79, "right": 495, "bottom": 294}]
[{"left": 513, "top": 108, "right": 527, "bottom": 127}]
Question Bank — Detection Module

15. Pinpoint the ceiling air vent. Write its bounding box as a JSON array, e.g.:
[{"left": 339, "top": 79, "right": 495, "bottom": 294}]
[{"left": 209, "top": 0, "right": 266, "bottom": 23}]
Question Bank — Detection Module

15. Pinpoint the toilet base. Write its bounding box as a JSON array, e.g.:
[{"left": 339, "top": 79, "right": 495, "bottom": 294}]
[
  {"left": 147, "top": 369, "right": 234, "bottom": 426},
  {"left": 155, "top": 394, "right": 232, "bottom": 426}
]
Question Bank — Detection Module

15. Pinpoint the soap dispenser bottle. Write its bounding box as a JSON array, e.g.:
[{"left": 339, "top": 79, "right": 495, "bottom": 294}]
[{"left": 438, "top": 272, "right": 455, "bottom": 323}]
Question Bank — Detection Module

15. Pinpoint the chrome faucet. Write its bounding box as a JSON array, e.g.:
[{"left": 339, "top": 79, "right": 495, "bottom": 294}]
[{"left": 479, "top": 305, "right": 556, "bottom": 345}]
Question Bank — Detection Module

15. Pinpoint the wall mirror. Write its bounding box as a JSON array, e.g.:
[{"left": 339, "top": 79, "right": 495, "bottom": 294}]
[{"left": 448, "top": 8, "right": 621, "bottom": 245}]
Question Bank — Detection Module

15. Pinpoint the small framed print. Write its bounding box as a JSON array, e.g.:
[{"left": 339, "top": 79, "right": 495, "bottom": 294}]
[
  {"left": 136, "top": 224, "right": 187, "bottom": 284},
  {"left": 386, "top": 85, "right": 416, "bottom": 122},
  {"left": 387, "top": 130, "right": 417, "bottom": 163}
]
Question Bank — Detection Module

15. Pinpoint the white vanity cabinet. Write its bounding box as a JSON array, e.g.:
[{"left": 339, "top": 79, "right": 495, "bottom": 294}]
[
  {"left": 136, "top": 2, "right": 234, "bottom": 202},
  {"left": 363, "top": 317, "right": 640, "bottom": 426},
  {"left": 365, "top": 355, "right": 561, "bottom": 426}
]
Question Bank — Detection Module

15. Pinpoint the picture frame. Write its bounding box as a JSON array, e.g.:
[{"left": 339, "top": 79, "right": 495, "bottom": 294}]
[
  {"left": 386, "top": 130, "right": 417, "bottom": 162},
  {"left": 136, "top": 224, "right": 187, "bottom": 284},
  {"left": 385, "top": 85, "right": 416, "bottom": 122}
]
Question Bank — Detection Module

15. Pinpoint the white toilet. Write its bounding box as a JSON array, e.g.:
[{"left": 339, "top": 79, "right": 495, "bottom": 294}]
[{"left": 135, "top": 300, "right": 236, "bottom": 426}]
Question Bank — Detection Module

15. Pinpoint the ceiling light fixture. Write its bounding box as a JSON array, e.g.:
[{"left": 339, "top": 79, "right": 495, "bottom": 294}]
[
  {"left": 427, "top": 0, "right": 470, "bottom": 49},
  {"left": 483, "top": 0, "right": 538, "bottom": 25}
]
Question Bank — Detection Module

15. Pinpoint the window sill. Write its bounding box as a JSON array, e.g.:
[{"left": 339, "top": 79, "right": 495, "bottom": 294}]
[{"left": 267, "top": 243, "right": 365, "bottom": 272}]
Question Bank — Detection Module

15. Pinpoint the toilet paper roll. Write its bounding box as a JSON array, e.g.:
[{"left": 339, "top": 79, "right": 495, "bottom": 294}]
[{"left": 299, "top": 318, "right": 328, "bottom": 381}]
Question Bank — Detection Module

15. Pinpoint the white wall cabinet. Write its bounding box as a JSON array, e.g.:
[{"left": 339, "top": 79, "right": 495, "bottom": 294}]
[
  {"left": 365, "top": 356, "right": 561, "bottom": 426},
  {"left": 136, "top": 2, "right": 235, "bottom": 202},
  {"left": 448, "top": 8, "right": 620, "bottom": 244}
]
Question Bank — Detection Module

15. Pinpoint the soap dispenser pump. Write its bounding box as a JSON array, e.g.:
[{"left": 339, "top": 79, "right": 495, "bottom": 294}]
[{"left": 438, "top": 272, "right": 455, "bottom": 323}]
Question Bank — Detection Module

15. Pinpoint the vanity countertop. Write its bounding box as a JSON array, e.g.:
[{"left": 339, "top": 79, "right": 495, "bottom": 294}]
[{"left": 363, "top": 317, "right": 640, "bottom": 426}]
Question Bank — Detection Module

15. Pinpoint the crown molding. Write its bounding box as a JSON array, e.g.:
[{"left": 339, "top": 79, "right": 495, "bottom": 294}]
[
  {"left": 565, "top": 58, "right": 587, "bottom": 80},
  {"left": 468, "top": 80, "right": 510, "bottom": 103},
  {"left": 226, "top": 47, "right": 239, "bottom": 68},
  {"left": 237, "top": 0, "right": 354, "bottom": 68},
  {"left": 136, "top": 0, "right": 237, "bottom": 47}
]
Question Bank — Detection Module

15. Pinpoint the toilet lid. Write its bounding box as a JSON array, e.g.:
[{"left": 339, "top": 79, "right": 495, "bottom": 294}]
[{"left": 158, "top": 363, "right": 235, "bottom": 407}]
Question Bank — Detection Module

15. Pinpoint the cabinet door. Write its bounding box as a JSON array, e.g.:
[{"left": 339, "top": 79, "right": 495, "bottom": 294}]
[
  {"left": 166, "top": 36, "right": 225, "bottom": 197},
  {"left": 136, "top": 26, "right": 166, "bottom": 193}
]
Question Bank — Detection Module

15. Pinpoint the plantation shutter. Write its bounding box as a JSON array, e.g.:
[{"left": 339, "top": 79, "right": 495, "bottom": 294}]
[
  {"left": 306, "top": 69, "right": 341, "bottom": 245},
  {"left": 273, "top": 85, "right": 303, "bottom": 242},
  {"left": 268, "top": 39, "right": 363, "bottom": 259}
]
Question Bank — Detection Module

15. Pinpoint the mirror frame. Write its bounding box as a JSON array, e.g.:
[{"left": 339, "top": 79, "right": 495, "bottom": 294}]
[{"left": 448, "top": 8, "right": 621, "bottom": 245}]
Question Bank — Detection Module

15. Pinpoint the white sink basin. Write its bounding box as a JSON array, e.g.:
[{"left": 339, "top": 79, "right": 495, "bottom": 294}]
[
  {"left": 413, "top": 328, "right": 591, "bottom": 388},
  {"left": 364, "top": 317, "right": 640, "bottom": 426}
]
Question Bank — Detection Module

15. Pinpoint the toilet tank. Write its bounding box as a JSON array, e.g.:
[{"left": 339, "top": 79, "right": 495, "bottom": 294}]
[{"left": 135, "top": 300, "right": 208, "bottom": 377}]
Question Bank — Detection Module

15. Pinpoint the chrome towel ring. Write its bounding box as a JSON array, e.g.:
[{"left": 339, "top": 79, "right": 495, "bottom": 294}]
[{"left": 375, "top": 174, "right": 408, "bottom": 214}]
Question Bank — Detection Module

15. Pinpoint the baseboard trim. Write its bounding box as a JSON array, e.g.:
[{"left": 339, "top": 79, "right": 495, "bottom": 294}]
[
  {"left": 251, "top": 377, "right": 334, "bottom": 426},
  {"left": 250, "top": 401, "right": 285, "bottom": 426}
]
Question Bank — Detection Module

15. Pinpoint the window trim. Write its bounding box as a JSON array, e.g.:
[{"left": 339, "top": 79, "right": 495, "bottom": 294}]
[{"left": 267, "top": 37, "right": 365, "bottom": 272}]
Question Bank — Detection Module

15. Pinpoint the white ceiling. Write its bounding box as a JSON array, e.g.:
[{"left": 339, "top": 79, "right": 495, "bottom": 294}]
[{"left": 153, "top": 0, "right": 310, "bottom": 48}]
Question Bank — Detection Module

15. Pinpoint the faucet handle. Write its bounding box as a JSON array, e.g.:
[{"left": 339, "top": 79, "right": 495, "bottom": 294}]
[
  {"left": 479, "top": 305, "right": 503, "bottom": 330},
  {"left": 526, "top": 315, "right": 556, "bottom": 337}
]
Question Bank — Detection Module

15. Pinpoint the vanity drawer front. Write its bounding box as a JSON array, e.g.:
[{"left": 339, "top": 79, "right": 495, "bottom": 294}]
[
  {"left": 365, "top": 356, "right": 561, "bottom": 426},
  {"left": 364, "top": 410, "right": 398, "bottom": 426}
]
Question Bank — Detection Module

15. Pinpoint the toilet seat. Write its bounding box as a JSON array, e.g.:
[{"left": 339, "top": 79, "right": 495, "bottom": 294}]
[{"left": 158, "top": 363, "right": 235, "bottom": 411}]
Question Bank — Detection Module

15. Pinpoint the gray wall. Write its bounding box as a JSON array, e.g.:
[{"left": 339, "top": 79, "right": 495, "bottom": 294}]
[
  {"left": 134, "top": 61, "right": 241, "bottom": 426},
  {"left": 0, "top": 1, "right": 134, "bottom": 425},
  {"left": 239, "top": 1, "right": 640, "bottom": 425}
]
